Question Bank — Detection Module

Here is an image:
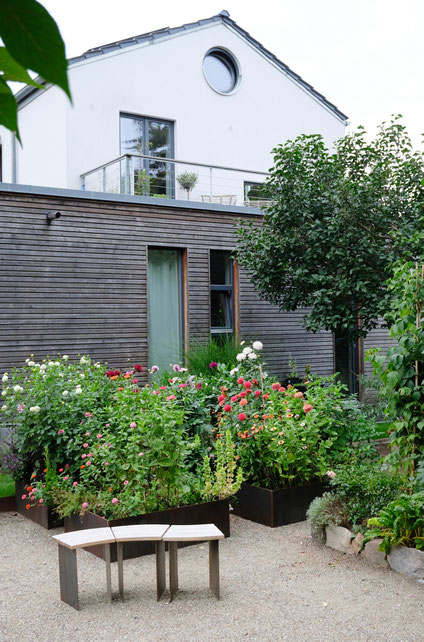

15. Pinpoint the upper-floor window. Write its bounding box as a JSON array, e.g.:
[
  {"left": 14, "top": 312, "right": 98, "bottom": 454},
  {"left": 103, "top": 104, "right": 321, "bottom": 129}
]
[
  {"left": 120, "top": 114, "right": 174, "bottom": 197},
  {"left": 203, "top": 48, "right": 240, "bottom": 94},
  {"left": 210, "top": 250, "right": 235, "bottom": 336}
]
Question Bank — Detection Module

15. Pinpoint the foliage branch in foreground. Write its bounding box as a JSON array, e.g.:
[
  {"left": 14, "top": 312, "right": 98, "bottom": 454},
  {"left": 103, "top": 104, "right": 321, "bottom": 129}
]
[
  {"left": 0, "top": 0, "right": 71, "bottom": 140},
  {"left": 236, "top": 116, "right": 424, "bottom": 340},
  {"left": 367, "top": 261, "right": 424, "bottom": 476}
]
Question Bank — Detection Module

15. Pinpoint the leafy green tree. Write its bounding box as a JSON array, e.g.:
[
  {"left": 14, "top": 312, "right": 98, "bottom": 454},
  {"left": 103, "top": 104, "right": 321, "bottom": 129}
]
[
  {"left": 236, "top": 116, "right": 424, "bottom": 340},
  {"left": 0, "top": 0, "right": 70, "bottom": 141}
]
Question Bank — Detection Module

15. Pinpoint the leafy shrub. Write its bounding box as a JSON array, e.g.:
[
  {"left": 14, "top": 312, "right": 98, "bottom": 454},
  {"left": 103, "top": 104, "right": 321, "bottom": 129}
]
[
  {"left": 363, "top": 492, "right": 424, "bottom": 553},
  {"left": 306, "top": 492, "right": 349, "bottom": 538},
  {"left": 0, "top": 355, "right": 117, "bottom": 477},
  {"left": 330, "top": 460, "right": 404, "bottom": 527}
]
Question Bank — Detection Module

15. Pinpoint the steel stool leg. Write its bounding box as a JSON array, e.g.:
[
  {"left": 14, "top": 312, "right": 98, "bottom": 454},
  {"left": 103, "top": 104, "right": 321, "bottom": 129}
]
[
  {"left": 58, "top": 545, "right": 79, "bottom": 610},
  {"left": 117, "top": 542, "right": 124, "bottom": 600},
  {"left": 209, "top": 540, "right": 220, "bottom": 599},
  {"left": 105, "top": 543, "right": 112, "bottom": 604},
  {"left": 156, "top": 541, "right": 166, "bottom": 601},
  {"left": 169, "top": 542, "right": 178, "bottom": 601}
]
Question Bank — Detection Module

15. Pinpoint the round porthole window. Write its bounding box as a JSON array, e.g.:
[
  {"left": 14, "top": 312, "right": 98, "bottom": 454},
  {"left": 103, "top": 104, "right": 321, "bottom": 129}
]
[{"left": 203, "top": 48, "right": 240, "bottom": 94}]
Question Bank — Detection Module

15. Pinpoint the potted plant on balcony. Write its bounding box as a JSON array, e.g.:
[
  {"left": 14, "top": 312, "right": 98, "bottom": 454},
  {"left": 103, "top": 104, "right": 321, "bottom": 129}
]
[{"left": 177, "top": 171, "right": 198, "bottom": 200}]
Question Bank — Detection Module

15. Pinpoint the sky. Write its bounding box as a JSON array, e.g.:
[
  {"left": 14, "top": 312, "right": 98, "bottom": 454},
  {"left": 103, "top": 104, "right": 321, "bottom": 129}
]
[{"left": 40, "top": 0, "right": 423, "bottom": 148}]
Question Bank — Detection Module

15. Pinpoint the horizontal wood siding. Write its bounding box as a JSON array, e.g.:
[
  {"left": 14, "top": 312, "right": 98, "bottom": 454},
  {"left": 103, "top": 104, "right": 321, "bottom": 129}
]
[
  {"left": 1, "top": 189, "right": 333, "bottom": 379},
  {"left": 362, "top": 319, "right": 396, "bottom": 375}
]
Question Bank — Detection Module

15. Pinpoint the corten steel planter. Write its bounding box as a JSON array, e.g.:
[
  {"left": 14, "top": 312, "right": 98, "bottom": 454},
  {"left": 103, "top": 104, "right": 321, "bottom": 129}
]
[
  {"left": 15, "top": 480, "right": 63, "bottom": 529},
  {"left": 64, "top": 498, "right": 230, "bottom": 562},
  {"left": 232, "top": 482, "right": 325, "bottom": 527},
  {"left": 0, "top": 495, "right": 15, "bottom": 512}
]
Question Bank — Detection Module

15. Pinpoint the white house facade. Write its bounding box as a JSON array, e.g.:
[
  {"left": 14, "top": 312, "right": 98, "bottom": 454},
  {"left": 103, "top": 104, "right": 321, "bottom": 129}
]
[{"left": 0, "top": 11, "right": 347, "bottom": 205}]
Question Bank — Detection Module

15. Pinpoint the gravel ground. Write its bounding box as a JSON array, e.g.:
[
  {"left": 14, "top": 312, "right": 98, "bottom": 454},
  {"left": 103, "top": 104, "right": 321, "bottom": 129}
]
[{"left": 1, "top": 511, "right": 423, "bottom": 642}]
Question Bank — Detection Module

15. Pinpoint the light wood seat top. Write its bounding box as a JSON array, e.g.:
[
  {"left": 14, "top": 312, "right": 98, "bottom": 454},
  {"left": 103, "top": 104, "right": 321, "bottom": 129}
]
[
  {"left": 111, "top": 524, "right": 170, "bottom": 542},
  {"left": 163, "top": 523, "right": 224, "bottom": 542},
  {"left": 52, "top": 527, "right": 115, "bottom": 550}
]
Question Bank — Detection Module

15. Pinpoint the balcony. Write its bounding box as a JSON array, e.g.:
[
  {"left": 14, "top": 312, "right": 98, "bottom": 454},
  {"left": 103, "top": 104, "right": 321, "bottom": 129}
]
[{"left": 81, "top": 154, "right": 271, "bottom": 209}]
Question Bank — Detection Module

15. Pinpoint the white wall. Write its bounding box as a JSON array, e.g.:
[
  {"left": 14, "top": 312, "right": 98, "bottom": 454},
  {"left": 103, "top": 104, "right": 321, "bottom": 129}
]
[
  {"left": 16, "top": 87, "right": 67, "bottom": 187},
  {"left": 11, "top": 20, "right": 346, "bottom": 191}
]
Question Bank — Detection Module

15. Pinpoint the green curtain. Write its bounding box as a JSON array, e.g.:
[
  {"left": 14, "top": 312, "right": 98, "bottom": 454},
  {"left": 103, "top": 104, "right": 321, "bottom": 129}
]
[{"left": 147, "top": 249, "right": 182, "bottom": 371}]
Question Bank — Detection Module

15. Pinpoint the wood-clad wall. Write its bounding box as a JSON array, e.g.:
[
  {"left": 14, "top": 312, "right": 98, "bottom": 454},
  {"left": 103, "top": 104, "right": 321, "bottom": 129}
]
[{"left": 0, "top": 188, "right": 336, "bottom": 378}]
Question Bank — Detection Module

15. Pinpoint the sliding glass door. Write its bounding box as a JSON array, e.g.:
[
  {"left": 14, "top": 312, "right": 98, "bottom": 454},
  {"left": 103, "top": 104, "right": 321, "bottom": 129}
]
[
  {"left": 147, "top": 248, "right": 183, "bottom": 371},
  {"left": 120, "top": 114, "right": 174, "bottom": 197}
]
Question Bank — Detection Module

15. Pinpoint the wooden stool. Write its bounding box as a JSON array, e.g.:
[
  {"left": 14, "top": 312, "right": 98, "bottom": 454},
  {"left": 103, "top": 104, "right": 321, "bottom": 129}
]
[
  {"left": 52, "top": 527, "right": 115, "bottom": 610},
  {"left": 162, "top": 523, "right": 225, "bottom": 601},
  {"left": 111, "top": 524, "right": 170, "bottom": 601}
]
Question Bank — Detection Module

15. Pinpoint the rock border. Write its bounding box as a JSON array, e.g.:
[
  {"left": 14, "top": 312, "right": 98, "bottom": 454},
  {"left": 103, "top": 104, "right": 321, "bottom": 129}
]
[{"left": 318, "top": 525, "right": 424, "bottom": 580}]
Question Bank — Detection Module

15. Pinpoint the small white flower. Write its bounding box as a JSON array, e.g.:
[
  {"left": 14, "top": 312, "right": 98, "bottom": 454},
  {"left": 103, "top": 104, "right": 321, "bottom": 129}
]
[
  {"left": 1, "top": 389, "right": 8, "bottom": 397},
  {"left": 47, "top": 361, "right": 55, "bottom": 367},
  {"left": 180, "top": 367, "right": 188, "bottom": 372},
  {"left": 34, "top": 363, "right": 40, "bottom": 368},
  {"left": 248, "top": 352, "right": 257, "bottom": 360},
  {"left": 242, "top": 347, "right": 253, "bottom": 355},
  {"left": 54, "top": 361, "right": 60, "bottom": 366},
  {"left": 63, "top": 355, "right": 69, "bottom": 361},
  {"left": 29, "top": 405, "right": 41, "bottom": 413},
  {"left": 263, "top": 371, "right": 268, "bottom": 378},
  {"left": 80, "top": 356, "right": 87, "bottom": 365},
  {"left": 236, "top": 353, "right": 246, "bottom": 362},
  {"left": 39, "top": 364, "right": 47, "bottom": 372},
  {"left": 58, "top": 373, "right": 64, "bottom": 378},
  {"left": 252, "top": 341, "right": 263, "bottom": 351},
  {"left": 240, "top": 340, "right": 245, "bottom": 346},
  {"left": 94, "top": 362, "right": 101, "bottom": 368},
  {"left": 80, "top": 373, "right": 85, "bottom": 378},
  {"left": 2, "top": 374, "right": 8, "bottom": 383},
  {"left": 1, "top": 405, "right": 7, "bottom": 411},
  {"left": 25, "top": 358, "right": 30, "bottom": 364},
  {"left": 28, "top": 360, "right": 35, "bottom": 367},
  {"left": 300, "top": 422, "right": 306, "bottom": 427},
  {"left": 75, "top": 387, "right": 82, "bottom": 395},
  {"left": 13, "top": 385, "right": 24, "bottom": 393},
  {"left": 62, "top": 390, "right": 69, "bottom": 398},
  {"left": 229, "top": 367, "right": 239, "bottom": 376}
]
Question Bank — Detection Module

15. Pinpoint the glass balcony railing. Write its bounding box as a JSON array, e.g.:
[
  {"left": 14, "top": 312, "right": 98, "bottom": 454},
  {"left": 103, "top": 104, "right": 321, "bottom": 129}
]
[{"left": 80, "top": 154, "right": 271, "bottom": 209}]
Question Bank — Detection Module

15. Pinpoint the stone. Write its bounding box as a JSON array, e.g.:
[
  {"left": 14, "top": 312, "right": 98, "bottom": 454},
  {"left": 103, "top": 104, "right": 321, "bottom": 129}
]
[
  {"left": 361, "top": 538, "right": 388, "bottom": 568},
  {"left": 387, "top": 545, "right": 424, "bottom": 580},
  {"left": 311, "top": 525, "right": 326, "bottom": 545},
  {"left": 325, "top": 525, "right": 353, "bottom": 554},
  {"left": 350, "top": 532, "right": 365, "bottom": 556}
]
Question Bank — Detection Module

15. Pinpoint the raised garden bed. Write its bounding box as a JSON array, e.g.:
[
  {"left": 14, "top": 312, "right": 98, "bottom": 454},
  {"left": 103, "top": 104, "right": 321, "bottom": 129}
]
[
  {"left": 64, "top": 498, "right": 230, "bottom": 562},
  {"left": 0, "top": 495, "right": 15, "bottom": 512},
  {"left": 232, "top": 483, "right": 325, "bottom": 527},
  {"left": 14, "top": 480, "right": 63, "bottom": 529}
]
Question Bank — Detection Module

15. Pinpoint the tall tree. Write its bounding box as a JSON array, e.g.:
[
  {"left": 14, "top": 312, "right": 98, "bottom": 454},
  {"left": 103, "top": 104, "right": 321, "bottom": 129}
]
[
  {"left": 236, "top": 116, "right": 424, "bottom": 340},
  {"left": 0, "top": 0, "right": 71, "bottom": 141}
]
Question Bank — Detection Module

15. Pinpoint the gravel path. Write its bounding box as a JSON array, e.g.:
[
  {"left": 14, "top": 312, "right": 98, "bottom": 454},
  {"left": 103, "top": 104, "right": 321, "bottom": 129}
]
[{"left": 1, "top": 511, "right": 423, "bottom": 642}]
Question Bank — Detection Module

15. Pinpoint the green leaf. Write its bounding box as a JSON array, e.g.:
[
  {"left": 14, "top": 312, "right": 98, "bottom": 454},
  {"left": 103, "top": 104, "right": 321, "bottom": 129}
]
[
  {"left": 0, "top": 46, "right": 44, "bottom": 85},
  {"left": 0, "top": 0, "right": 71, "bottom": 99},
  {"left": 0, "top": 78, "right": 20, "bottom": 140}
]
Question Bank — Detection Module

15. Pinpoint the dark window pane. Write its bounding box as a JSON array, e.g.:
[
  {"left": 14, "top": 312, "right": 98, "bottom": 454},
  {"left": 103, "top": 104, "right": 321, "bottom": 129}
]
[
  {"left": 210, "top": 251, "right": 232, "bottom": 284},
  {"left": 148, "top": 121, "right": 171, "bottom": 157},
  {"left": 211, "top": 291, "right": 232, "bottom": 328}
]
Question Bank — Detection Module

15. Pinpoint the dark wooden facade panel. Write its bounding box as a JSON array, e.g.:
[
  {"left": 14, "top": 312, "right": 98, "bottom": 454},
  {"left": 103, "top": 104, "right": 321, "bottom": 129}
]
[
  {"left": 362, "top": 319, "right": 395, "bottom": 375},
  {"left": 0, "top": 189, "right": 334, "bottom": 379}
]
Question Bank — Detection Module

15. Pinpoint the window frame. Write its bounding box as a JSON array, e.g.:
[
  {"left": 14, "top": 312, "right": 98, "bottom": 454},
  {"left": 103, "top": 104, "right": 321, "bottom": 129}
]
[
  {"left": 119, "top": 113, "right": 175, "bottom": 197},
  {"left": 209, "top": 250, "right": 236, "bottom": 336}
]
